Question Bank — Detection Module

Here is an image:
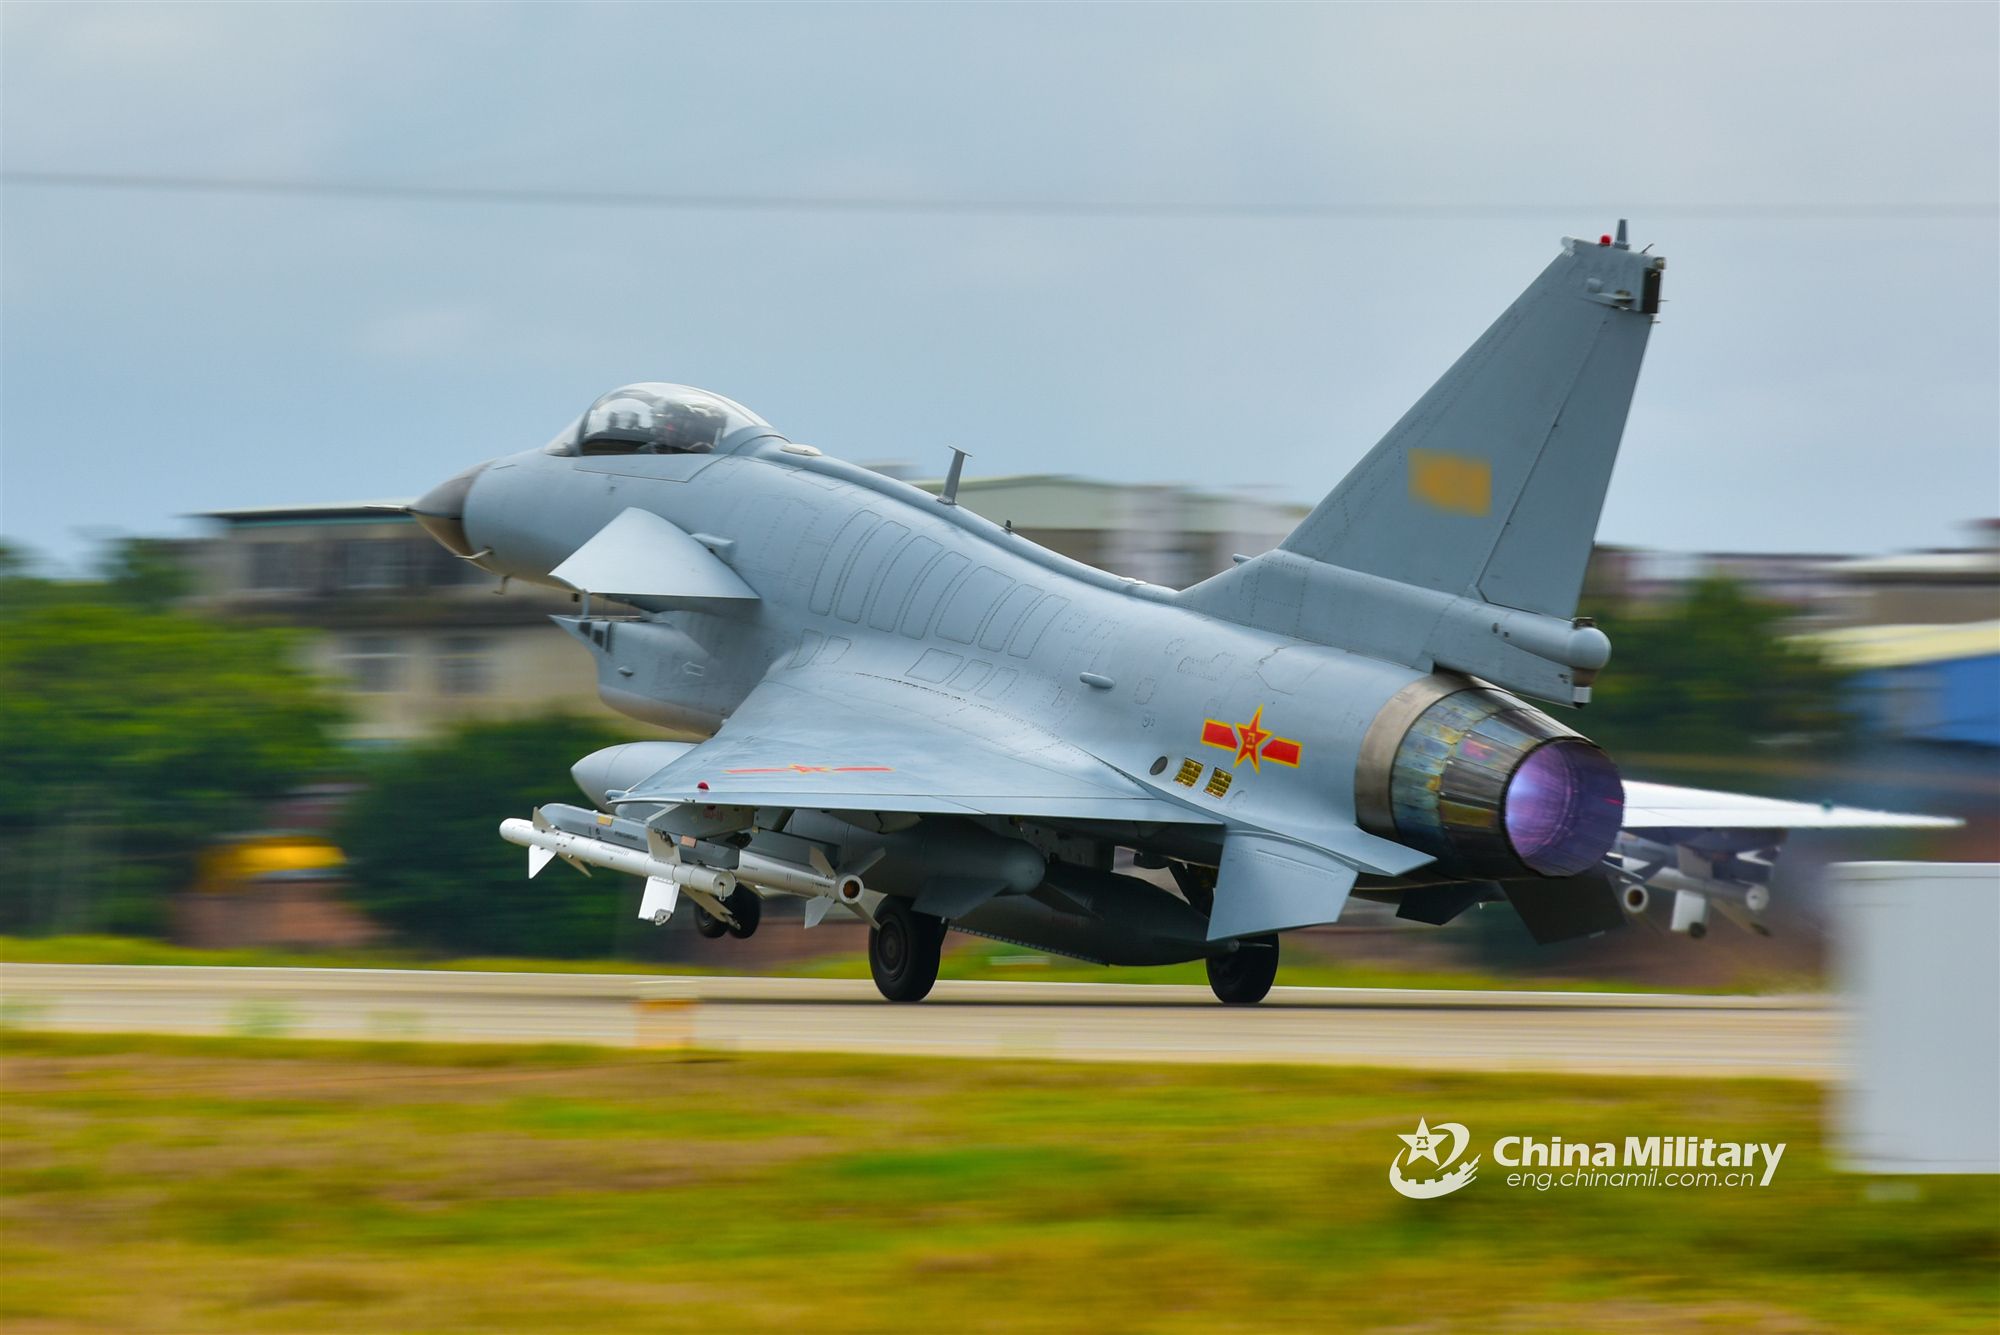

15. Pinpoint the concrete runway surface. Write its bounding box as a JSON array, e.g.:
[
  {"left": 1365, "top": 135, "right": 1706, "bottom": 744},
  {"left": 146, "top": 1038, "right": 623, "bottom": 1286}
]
[{"left": 0, "top": 964, "right": 1834, "bottom": 1079}]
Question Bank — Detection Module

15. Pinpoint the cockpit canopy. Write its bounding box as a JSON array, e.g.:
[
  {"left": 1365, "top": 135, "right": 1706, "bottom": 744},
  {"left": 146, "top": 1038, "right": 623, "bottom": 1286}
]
[{"left": 555, "top": 383, "right": 769, "bottom": 457}]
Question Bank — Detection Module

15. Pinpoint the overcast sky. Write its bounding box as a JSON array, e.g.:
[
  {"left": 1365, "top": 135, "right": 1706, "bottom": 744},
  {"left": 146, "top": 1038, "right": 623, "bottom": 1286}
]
[{"left": 3, "top": 2, "right": 1994, "bottom": 568}]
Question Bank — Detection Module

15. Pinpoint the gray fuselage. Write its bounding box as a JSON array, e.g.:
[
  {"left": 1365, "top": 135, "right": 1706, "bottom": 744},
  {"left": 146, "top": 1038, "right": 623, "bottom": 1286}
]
[{"left": 459, "top": 431, "right": 1427, "bottom": 865}]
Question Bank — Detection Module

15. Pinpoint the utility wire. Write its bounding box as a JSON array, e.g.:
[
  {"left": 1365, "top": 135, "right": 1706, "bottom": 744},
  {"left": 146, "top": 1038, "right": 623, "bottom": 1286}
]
[{"left": 3, "top": 169, "right": 1993, "bottom": 221}]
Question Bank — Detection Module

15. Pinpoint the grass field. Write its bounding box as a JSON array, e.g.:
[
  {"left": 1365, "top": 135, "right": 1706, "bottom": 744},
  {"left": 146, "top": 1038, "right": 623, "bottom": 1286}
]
[
  {"left": 1, "top": 1032, "right": 1993, "bottom": 1333},
  {"left": 0, "top": 934, "right": 1754, "bottom": 994}
]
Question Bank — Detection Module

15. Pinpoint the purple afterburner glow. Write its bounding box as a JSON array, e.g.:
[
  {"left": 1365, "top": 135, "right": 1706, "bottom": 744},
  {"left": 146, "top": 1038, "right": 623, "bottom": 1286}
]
[{"left": 1503, "top": 742, "right": 1625, "bottom": 876}]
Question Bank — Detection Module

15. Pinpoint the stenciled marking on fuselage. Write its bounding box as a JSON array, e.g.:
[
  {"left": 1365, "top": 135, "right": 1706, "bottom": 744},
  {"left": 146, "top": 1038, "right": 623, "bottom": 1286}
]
[
  {"left": 1199, "top": 705, "right": 1301, "bottom": 773},
  {"left": 722, "top": 764, "right": 896, "bottom": 775}
]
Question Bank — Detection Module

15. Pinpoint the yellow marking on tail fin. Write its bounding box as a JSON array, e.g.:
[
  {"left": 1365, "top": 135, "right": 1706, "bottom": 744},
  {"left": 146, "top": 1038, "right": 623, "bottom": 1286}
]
[{"left": 1408, "top": 449, "right": 1492, "bottom": 517}]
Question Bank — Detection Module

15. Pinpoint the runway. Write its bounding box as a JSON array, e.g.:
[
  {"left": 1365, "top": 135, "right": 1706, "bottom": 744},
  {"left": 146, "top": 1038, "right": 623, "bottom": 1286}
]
[{"left": 0, "top": 964, "right": 1834, "bottom": 1078}]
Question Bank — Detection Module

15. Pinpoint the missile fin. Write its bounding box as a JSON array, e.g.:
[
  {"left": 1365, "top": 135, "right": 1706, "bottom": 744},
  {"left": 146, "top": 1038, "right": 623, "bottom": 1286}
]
[
  {"left": 680, "top": 884, "right": 732, "bottom": 925},
  {"left": 803, "top": 895, "right": 835, "bottom": 928},
  {"left": 528, "top": 845, "right": 556, "bottom": 879},
  {"left": 559, "top": 854, "right": 594, "bottom": 878}
]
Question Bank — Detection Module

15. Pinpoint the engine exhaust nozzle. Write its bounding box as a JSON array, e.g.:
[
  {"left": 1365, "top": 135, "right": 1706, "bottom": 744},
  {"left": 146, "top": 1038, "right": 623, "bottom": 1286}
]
[{"left": 1356, "top": 674, "right": 1624, "bottom": 880}]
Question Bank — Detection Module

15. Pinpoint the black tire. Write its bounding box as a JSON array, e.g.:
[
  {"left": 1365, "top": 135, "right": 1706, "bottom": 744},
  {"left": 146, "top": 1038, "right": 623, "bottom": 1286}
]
[
  {"left": 1206, "top": 935, "right": 1279, "bottom": 1005},
  {"left": 691, "top": 904, "right": 728, "bottom": 939},
  {"left": 723, "top": 887, "right": 762, "bottom": 940},
  {"left": 869, "top": 899, "right": 946, "bottom": 1002}
]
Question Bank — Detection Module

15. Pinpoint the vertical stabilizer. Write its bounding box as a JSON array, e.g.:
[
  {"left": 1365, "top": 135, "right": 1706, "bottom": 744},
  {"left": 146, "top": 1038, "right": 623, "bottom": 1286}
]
[{"left": 1279, "top": 234, "right": 1662, "bottom": 620}]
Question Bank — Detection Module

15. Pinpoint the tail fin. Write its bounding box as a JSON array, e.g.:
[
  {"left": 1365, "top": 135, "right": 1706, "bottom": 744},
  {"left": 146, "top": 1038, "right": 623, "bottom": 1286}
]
[{"left": 1281, "top": 232, "right": 1661, "bottom": 619}]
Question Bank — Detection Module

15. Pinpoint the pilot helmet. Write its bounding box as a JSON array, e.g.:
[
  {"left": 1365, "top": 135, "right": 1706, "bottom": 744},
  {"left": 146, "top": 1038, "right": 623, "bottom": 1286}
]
[{"left": 648, "top": 398, "right": 727, "bottom": 454}]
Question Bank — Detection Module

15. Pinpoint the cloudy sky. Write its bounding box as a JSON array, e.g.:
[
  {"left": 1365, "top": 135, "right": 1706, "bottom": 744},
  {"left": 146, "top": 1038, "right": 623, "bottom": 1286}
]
[{"left": 3, "top": 3, "right": 1994, "bottom": 567}]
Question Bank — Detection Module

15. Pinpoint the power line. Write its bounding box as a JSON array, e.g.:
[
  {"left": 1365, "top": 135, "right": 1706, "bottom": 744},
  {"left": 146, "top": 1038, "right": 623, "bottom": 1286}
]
[{"left": 3, "top": 169, "right": 1993, "bottom": 221}]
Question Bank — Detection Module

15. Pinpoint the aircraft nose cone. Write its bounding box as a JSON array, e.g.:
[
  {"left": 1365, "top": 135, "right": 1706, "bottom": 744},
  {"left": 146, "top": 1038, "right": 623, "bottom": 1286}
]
[{"left": 409, "top": 461, "right": 487, "bottom": 556}]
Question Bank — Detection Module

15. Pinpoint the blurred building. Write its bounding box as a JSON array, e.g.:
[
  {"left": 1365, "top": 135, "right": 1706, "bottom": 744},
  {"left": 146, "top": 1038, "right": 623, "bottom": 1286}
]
[
  {"left": 901, "top": 472, "right": 1308, "bottom": 591},
  {"left": 1819, "top": 546, "right": 2000, "bottom": 627},
  {"left": 190, "top": 476, "right": 1307, "bottom": 742},
  {"left": 1802, "top": 620, "right": 2000, "bottom": 749},
  {"left": 1587, "top": 521, "right": 2000, "bottom": 628},
  {"left": 1589, "top": 547, "right": 1853, "bottom": 618},
  {"left": 187, "top": 501, "right": 625, "bottom": 744}
]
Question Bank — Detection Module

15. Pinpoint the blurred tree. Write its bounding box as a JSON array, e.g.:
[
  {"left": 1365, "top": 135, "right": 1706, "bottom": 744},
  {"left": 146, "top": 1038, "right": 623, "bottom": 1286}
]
[
  {"left": 336, "top": 715, "right": 651, "bottom": 958},
  {"left": 97, "top": 536, "right": 197, "bottom": 606},
  {"left": 0, "top": 557, "right": 345, "bottom": 936},
  {"left": 1577, "top": 578, "right": 1853, "bottom": 758},
  {"left": 0, "top": 539, "right": 57, "bottom": 607}
]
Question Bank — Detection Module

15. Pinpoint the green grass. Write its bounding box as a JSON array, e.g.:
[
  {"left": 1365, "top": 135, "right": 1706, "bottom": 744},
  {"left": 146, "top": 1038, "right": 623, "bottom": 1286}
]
[
  {"left": 0, "top": 934, "right": 1761, "bottom": 994},
  {"left": 1, "top": 1031, "right": 1993, "bottom": 1333}
]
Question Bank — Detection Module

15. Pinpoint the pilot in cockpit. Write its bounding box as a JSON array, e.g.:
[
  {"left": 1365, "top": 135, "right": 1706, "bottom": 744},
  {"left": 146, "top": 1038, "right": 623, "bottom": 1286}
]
[
  {"left": 649, "top": 398, "right": 727, "bottom": 454},
  {"left": 564, "top": 383, "right": 768, "bottom": 458}
]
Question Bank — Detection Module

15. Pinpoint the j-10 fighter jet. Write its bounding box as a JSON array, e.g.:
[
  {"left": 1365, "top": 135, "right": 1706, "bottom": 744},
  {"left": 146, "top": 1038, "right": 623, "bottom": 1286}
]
[{"left": 409, "top": 226, "right": 1952, "bottom": 1003}]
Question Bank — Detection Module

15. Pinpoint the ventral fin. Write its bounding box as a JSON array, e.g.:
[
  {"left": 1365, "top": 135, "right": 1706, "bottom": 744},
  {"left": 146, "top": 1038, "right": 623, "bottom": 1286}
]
[{"left": 1208, "top": 833, "right": 1358, "bottom": 942}]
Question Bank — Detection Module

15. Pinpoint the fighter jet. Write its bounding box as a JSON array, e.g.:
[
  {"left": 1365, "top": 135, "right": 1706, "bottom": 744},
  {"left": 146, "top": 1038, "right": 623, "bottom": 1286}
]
[{"left": 408, "top": 225, "right": 1953, "bottom": 1003}]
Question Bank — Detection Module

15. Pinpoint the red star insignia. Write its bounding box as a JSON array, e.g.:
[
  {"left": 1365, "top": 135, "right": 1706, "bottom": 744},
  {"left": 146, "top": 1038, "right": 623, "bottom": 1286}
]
[{"left": 1234, "top": 706, "right": 1271, "bottom": 771}]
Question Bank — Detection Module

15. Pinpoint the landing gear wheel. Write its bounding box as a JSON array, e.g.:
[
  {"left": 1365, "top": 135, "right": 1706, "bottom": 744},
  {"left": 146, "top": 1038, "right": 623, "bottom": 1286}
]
[
  {"left": 723, "top": 887, "right": 762, "bottom": 940},
  {"left": 869, "top": 899, "right": 946, "bottom": 1002},
  {"left": 691, "top": 905, "right": 728, "bottom": 939},
  {"left": 1207, "top": 934, "right": 1279, "bottom": 1005}
]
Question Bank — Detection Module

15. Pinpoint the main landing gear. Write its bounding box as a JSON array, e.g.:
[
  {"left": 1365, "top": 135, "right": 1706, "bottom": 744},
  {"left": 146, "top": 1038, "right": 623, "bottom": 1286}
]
[
  {"left": 869, "top": 898, "right": 947, "bottom": 1002},
  {"left": 691, "top": 887, "right": 762, "bottom": 940},
  {"left": 1206, "top": 934, "right": 1279, "bottom": 1005}
]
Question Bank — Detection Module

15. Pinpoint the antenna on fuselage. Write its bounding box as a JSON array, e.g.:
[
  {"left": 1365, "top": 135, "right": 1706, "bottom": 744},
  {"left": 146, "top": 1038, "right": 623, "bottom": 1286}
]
[{"left": 939, "top": 447, "right": 971, "bottom": 506}]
